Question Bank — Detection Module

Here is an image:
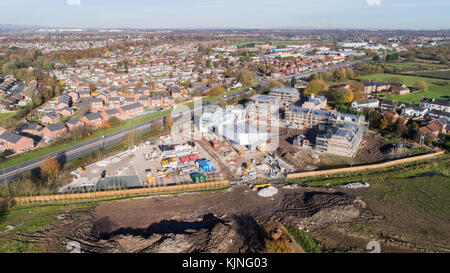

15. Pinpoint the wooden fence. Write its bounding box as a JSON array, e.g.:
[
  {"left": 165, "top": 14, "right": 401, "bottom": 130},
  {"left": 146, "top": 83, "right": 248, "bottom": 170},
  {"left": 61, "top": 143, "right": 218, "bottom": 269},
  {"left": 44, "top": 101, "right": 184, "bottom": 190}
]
[
  {"left": 287, "top": 151, "right": 445, "bottom": 180},
  {"left": 13, "top": 180, "right": 230, "bottom": 204}
]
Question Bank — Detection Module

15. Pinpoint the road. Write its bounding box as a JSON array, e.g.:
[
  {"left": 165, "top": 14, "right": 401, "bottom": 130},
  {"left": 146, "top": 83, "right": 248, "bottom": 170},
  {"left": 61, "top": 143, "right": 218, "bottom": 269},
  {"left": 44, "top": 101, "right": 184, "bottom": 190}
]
[{"left": 0, "top": 58, "right": 371, "bottom": 183}]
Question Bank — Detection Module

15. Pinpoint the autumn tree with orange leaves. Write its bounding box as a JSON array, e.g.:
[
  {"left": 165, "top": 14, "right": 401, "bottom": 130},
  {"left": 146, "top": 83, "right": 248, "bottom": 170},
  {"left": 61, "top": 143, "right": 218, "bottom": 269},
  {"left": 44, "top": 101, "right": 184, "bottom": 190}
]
[{"left": 40, "top": 156, "right": 60, "bottom": 184}]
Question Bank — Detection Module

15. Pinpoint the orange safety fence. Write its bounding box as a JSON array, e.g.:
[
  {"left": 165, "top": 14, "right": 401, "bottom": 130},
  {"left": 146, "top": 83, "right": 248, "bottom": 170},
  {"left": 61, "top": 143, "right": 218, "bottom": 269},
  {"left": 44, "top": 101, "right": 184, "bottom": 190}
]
[{"left": 12, "top": 180, "right": 230, "bottom": 204}]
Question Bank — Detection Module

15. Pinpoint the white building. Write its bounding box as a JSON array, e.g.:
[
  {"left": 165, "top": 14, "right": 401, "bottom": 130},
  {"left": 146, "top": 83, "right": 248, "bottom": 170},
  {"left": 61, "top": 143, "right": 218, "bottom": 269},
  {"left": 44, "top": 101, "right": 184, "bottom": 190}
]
[{"left": 198, "top": 104, "right": 269, "bottom": 150}]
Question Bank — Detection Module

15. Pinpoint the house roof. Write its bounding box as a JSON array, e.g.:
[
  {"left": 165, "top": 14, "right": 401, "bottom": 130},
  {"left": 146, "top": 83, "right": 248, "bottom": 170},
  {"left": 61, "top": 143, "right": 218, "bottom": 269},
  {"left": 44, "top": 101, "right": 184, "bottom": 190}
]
[
  {"left": 120, "top": 103, "right": 143, "bottom": 111},
  {"left": 67, "top": 118, "right": 81, "bottom": 125},
  {"left": 105, "top": 109, "right": 120, "bottom": 115},
  {"left": 20, "top": 123, "right": 43, "bottom": 132},
  {"left": 0, "top": 131, "right": 26, "bottom": 144},
  {"left": 46, "top": 123, "right": 66, "bottom": 132},
  {"left": 421, "top": 98, "right": 450, "bottom": 107},
  {"left": 84, "top": 112, "right": 103, "bottom": 121}
]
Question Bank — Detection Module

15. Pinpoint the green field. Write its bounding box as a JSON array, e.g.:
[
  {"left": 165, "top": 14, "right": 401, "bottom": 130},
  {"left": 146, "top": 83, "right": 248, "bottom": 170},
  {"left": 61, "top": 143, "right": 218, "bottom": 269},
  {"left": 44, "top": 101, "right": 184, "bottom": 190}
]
[
  {"left": 0, "top": 112, "right": 15, "bottom": 121},
  {"left": 358, "top": 73, "right": 450, "bottom": 104},
  {"left": 384, "top": 61, "right": 447, "bottom": 70},
  {"left": 289, "top": 155, "right": 450, "bottom": 252},
  {"left": 411, "top": 70, "right": 450, "bottom": 80}
]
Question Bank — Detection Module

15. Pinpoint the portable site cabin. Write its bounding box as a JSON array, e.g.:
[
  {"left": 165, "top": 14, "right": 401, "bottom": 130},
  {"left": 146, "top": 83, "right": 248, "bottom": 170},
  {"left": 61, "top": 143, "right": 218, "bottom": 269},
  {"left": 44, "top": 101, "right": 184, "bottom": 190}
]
[{"left": 190, "top": 172, "right": 207, "bottom": 183}]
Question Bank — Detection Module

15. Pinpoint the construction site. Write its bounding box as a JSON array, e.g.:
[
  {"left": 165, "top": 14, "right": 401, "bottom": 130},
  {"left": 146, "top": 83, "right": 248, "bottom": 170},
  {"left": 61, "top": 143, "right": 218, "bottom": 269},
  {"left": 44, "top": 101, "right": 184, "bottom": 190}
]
[{"left": 61, "top": 95, "right": 424, "bottom": 193}]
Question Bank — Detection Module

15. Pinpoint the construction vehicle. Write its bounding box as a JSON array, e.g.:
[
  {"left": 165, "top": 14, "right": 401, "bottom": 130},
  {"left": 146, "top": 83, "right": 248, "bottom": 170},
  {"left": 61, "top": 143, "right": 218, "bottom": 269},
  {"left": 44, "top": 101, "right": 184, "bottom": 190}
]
[
  {"left": 77, "top": 167, "right": 86, "bottom": 173},
  {"left": 242, "top": 162, "right": 252, "bottom": 175},
  {"left": 236, "top": 147, "right": 245, "bottom": 156},
  {"left": 145, "top": 170, "right": 156, "bottom": 183},
  {"left": 256, "top": 145, "right": 266, "bottom": 152},
  {"left": 161, "top": 159, "right": 169, "bottom": 166},
  {"left": 210, "top": 138, "right": 219, "bottom": 149},
  {"left": 254, "top": 182, "right": 271, "bottom": 189}
]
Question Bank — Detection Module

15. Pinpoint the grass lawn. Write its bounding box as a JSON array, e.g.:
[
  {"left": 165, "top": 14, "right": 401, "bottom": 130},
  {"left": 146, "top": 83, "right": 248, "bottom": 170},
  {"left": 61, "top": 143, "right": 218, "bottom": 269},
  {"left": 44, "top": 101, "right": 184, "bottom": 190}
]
[
  {"left": 0, "top": 112, "right": 15, "bottom": 121},
  {"left": 411, "top": 70, "right": 450, "bottom": 80},
  {"left": 358, "top": 73, "right": 450, "bottom": 104}
]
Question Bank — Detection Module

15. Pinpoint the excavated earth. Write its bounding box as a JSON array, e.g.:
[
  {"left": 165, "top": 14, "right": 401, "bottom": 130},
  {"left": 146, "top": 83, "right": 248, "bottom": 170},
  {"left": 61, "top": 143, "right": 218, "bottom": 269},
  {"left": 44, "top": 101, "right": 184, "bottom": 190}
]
[{"left": 21, "top": 186, "right": 383, "bottom": 253}]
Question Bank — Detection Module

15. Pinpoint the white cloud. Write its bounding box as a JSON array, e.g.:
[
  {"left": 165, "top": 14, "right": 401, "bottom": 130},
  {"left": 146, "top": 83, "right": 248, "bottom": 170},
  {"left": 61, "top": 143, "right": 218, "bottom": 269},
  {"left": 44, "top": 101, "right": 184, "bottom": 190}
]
[
  {"left": 66, "top": 0, "right": 81, "bottom": 6},
  {"left": 366, "top": 0, "right": 381, "bottom": 6}
]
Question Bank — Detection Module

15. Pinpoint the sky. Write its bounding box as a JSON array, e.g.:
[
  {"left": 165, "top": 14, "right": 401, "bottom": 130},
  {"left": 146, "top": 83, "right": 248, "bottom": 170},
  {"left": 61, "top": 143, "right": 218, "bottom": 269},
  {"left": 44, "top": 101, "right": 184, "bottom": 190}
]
[{"left": 0, "top": 0, "right": 449, "bottom": 30}]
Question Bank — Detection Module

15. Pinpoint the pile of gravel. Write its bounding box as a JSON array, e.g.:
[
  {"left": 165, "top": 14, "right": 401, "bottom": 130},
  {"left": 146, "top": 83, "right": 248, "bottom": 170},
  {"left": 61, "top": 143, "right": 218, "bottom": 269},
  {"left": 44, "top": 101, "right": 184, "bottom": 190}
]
[{"left": 257, "top": 186, "right": 278, "bottom": 197}]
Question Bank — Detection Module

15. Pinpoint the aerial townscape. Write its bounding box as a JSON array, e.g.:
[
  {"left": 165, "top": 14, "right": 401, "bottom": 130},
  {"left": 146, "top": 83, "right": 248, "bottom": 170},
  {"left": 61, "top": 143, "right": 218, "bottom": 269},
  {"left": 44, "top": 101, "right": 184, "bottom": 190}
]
[{"left": 0, "top": 0, "right": 448, "bottom": 259}]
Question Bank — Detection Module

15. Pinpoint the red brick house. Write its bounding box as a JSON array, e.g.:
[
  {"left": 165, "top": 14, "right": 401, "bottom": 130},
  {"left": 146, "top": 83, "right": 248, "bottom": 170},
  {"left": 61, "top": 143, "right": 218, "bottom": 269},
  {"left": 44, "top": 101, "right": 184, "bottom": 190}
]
[
  {"left": 138, "top": 96, "right": 151, "bottom": 107},
  {"left": 91, "top": 98, "right": 105, "bottom": 112},
  {"left": 163, "top": 96, "right": 175, "bottom": 106},
  {"left": 119, "top": 103, "right": 144, "bottom": 118},
  {"left": 42, "top": 123, "right": 67, "bottom": 139},
  {"left": 19, "top": 123, "right": 43, "bottom": 136},
  {"left": 101, "top": 109, "right": 122, "bottom": 121},
  {"left": 81, "top": 113, "right": 104, "bottom": 128},
  {"left": 57, "top": 107, "right": 73, "bottom": 118},
  {"left": 66, "top": 118, "right": 82, "bottom": 131},
  {"left": 40, "top": 112, "right": 59, "bottom": 125},
  {"left": 151, "top": 96, "right": 163, "bottom": 107},
  {"left": 109, "top": 97, "right": 122, "bottom": 109},
  {"left": 67, "top": 91, "right": 79, "bottom": 102},
  {"left": 0, "top": 131, "right": 34, "bottom": 153},
  {"left": 79, "top": 90, "right": 91, "bottom": 98}
]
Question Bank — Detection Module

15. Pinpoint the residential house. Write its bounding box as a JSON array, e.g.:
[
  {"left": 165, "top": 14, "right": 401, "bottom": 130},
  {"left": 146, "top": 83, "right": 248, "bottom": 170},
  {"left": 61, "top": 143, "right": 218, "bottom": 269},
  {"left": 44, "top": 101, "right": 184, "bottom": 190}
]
[
  {"left": 419, "top": 119, "right": 446, "bottom": 138},
  {"left": 403, "top": 105, "right": 429, "bottom": 117},
  {"left": 40, "top": 112, "right": 59, "bottom": 125},
  {"left": 419, "top": 98, "right": 450, "bottom": 113},
  {"left": 101, "top": 109, "right": 122, "bottom": 121},
  {"left": 0, "top": 131, "right": 34, "bottom": 153},
  {"left": 163, "top": 96, "right": 175, "bottom": 106},
  {"left": 79, "top": 90, "right": 91, "bottom": 98},
  {"left": 91, "top": 98, "right": 105, "bottom": 112},
  {"left": 391, "top": 83, "right": 410, "bottom": 95},
  {"left": 119, "top": 103, "right": 144, "bottom": 118},
  {"left": 66, "top": 118, "right": 82, "bottom": 131},
  {"left": 19, "top": 123, "right": 43, "bottom": 136},
  {"left": 81, "top": 113, "right": 104, "bottom": 128},
  {"left": 138, "top": 96, "right": 151, "bottom": 107},
  {"left": 57, "top": 107, "right": 73, "bottom": 119},
  {"left": 151, "top": 95, "right": 163, "bottom": 107},
  {"left": 43, "top": 123, "right": 67, "bottom": 139},
  {"left": 109, "top": 97, "right": 122, "bottom": 109},
  {"left": 351, "top": 99, "right": 379, "bottom": 111},
  {"left": 428, "top": 109, "right": 450, "bottom": 119},
  {"left": 67, "top": 91, "right": 79, "bottom": 102},
  {"left": 168, "top": 85, "right": 182, "bottom": 98},
  {"left": 55, "top": 94, "right": 72, "bottom": 110}
]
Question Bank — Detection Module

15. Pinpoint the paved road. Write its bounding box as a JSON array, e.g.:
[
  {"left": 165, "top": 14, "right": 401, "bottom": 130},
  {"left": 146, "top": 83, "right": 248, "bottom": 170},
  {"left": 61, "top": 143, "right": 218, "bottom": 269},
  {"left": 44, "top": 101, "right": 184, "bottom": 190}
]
[{"left": 0, "top": 58, "right": 370, "bottom": 183}]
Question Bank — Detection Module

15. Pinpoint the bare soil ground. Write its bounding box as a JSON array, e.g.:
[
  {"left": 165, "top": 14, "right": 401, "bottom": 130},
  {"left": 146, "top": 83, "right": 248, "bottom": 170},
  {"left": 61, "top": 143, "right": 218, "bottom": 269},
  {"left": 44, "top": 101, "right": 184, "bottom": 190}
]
[{"left": 14, "top": 186, "right": 377, "bottom": 253}]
